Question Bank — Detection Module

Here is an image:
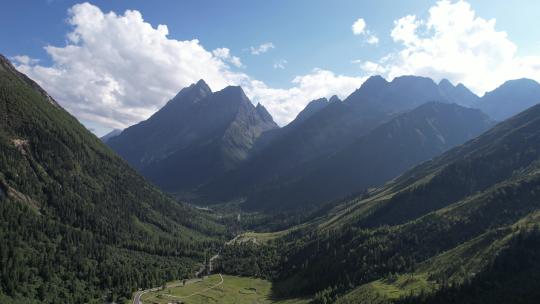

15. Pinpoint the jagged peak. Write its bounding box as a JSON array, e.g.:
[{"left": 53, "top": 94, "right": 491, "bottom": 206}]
[
  {"left": 169, "top": 79, "right": 212, "bottom": 105},
  {"left": 309, "top": 97, "right": 329, "bottom": 104},
  {"left": 255, "top": 103, "right": 276, "bottom": 123},
  {"left": 195, "top": 79, "right": 210, "bottom": 89},
  {"left": 361, "top": 75, "right": 389, "bottom": 88},
  {"left": 218, "top": 85, "right": 249, "bottom": 100},
  {"left": 329, "top": 95, "right": 341, "bottom": 103},
  {"left": 438, "top": 78, "right": 455, "bottom": 88},
  {"left": 456, "top": 83, "right": 467, "bottom": 89},
  {"left": 210, "top": 85, "right": 255, "bottom": 112},
  {"left": 255, "top": 102, "right": 268, "bottom": 111}
]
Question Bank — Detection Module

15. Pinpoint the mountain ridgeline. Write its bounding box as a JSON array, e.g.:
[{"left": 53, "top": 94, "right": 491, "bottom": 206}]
[
  {"left": 108, "top": 75, "right": 540, "bottom": 211},
  {"left": 4, "top": 49, "right": 540, "bottom": 304},
  {"left": 107, "top": 80, "right": 278, "bottom": 194},
  {"left": 0, "top": 55, "right": 225, "bottom": 303},
  {"left": 240, "top": 102, "right": 493, "bottom": 210},
  {"left": 218, "top": 93, "right": 540, "bottom": 304}
]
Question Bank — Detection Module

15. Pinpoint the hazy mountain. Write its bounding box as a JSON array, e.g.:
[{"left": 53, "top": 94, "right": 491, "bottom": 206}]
[
  {"left": 199, "top": 76, "right": 487, "bottom": 206},
  {"left": 478, "top": 78, "right": 540, "bottom": 120},
  {"left": 0, "top": 55, "right": 224, "bottom": 303},
  {"left": 100, "top": 128, "right": 122, "bottom": 142},
  {"left": 346, "top": 75, "right": 476, "bottom": 111},
  {"left": 107, "top": 80, "right": 278, "bottom": 194},
  {"left": 292, "top": 96, "right": 333, "bottom": 125},
  {"left": 438, "top": 78, "right": 480, "bottom": 107},
  {"left": 241, "top": 102, "right": 494, "bottom": 210}
]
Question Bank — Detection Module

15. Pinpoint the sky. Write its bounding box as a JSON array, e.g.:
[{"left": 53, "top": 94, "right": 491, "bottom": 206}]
[{"left": 2, "top": 0, "right": 540, "bottom": 136}]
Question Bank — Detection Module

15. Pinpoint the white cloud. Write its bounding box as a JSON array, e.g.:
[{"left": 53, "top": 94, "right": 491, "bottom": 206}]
[
  {"left": 212, "top": 48, "right": 244, "bottom": 68},
  {"left": 352, "top": 18, "right": 379, "bottom": 45},
  {"left": 15, "top": 3, "right": 241, "bottom": 129},
  {"left": 244, "top": 69, "right": 365, "bottom": 125},
  {"left": 365, "top": 0, "right": 540, "bottom": 94},
  {"left": 273, "top": 59, "right": 287, "bottom": 69},
  {"left": 11, "top": 55, "right": 40, "bottom": 65},
  {"left": 14, "top": 3, "right": 364, "bottom": 130},
  {"left": 366, "top": 35, "right": 379, "bottom": 45},
  {"left": 352, "top": 18, "right": 366, "bottom": 35},
  {"left": 250, "top": 42, "right": 275, "bottom": 55}
]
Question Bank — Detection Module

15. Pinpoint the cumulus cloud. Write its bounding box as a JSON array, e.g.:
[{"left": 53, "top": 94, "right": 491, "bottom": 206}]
[
  {"left": 366, "top": 35, "right": 379, "bottom": 45},
  {"left": 352, "top": 18, "right": 379, "bottom": 45},
  {"left": 273, "top": 59, "right": 287, "bottom": 69},
  {"left": 250, "top": 42, "right": 275, "bottom": 55},
  {"left": 244, "top": 69, "right": 366, "bottom": 125},
  {"left": 363, "top": 0, "right": 540, "bottom": 94},
  {"left": 13, "top": 3, "right": 364, "bottom": 130},
  {"left": 11, "top": 55, "right": 40, "bottom": 65},
  {"left": 212, "top": 48, "right": 244, "bottom": 68},
  {"left": 352, "top": 18, "right": 366, "bottom": 35},
  {"left": 15, "top": 3, "right": 242, "bottom": 129}
]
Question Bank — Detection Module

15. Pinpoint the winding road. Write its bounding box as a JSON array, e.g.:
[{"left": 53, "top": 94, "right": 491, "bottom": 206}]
[{"left": 133, "top": 286, "right": 160, "bottom": 304}]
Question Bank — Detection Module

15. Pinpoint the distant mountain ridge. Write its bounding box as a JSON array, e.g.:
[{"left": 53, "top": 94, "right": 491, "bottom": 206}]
[
  {"left": 198, "top": 75, "right": 496, "bottom": 207},
  {"left": 267, "top": 97, "right": 540, "bottom": 304},
  {"left": 238, "top": 102, "right": 494, "bottom": 210},
  {"left": 108, "top": 74, "right": 540, "bottom": 210},
  {"left": 478, "top": 78, "right": 540, "bottom": 120},
  {"left": 100, "top": 128, "right": 122, "bottom": 142}
]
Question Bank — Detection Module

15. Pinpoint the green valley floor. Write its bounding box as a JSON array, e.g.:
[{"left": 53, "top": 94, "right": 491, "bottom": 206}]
[{"left": 135, "top": 274, "right": 310, "bottom": 304}]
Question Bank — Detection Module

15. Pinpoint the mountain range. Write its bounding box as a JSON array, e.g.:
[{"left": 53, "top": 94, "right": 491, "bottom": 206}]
[
  {"left": 226, "top": 92, "right": 540, "bottom": 304},
  {"left": 4, "top": 50, "right": 540, "bottom": 304},
  {"left": 108, "top": 74, "right": 540, "bottom": 211},
  {"left": 238, "top": 102, "right": 493, "bottom": 210}
]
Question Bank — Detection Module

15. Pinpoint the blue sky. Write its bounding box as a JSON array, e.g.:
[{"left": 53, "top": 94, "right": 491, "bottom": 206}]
[{"left": 2, "top": 1, "right": 540, "bottom": 135}]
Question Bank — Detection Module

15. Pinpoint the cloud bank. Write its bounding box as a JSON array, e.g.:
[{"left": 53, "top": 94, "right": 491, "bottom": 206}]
[
  {"left": 15, "top": 3, "right": 363, "bottom": 129},
  {"left": 14, "top": 1, "right": 540, "bottom": 133},
  {"left": 361, "top": 0, "right": 540, "bottom": 94}
]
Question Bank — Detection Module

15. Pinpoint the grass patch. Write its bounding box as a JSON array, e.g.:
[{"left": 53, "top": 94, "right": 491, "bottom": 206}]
[
  {"left": 336, "top": 274, "right": 434, "bottom": 304},
  {"left": 140, "top": 274, "right": 309, "bottom": 304}
]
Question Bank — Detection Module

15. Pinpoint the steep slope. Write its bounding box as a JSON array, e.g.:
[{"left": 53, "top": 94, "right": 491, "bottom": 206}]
[
  {"left": 0, "top": 55, "right": 224, "bottom": 303},
  {"left": 260, "top": 101, "right": 540, "bottom": 301},
  {"left": 242, "top": 102, "right": 493, "bottom": 210},
  {"left": 107, "top": 82, "right": 278, "bottom": 194},
  {"left": 478, "top": 78, "right": 540, "bottom": 120},
  {"left": 351, "top": 101, "right": 540, "bottom": 228},
  {"left": 291, "top": 96, "right": 333, "bottom": 126},
  {"left": 201, "top": 76, "right": 474, "bottom": 205}
]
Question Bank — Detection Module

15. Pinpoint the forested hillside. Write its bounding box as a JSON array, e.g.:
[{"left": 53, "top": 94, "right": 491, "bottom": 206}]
[
  {"left": 0, "top": 54, "right": 225, "bottom": 303},
  {"left": 217, "top": 102, "right": 540, "bottom": 304}
]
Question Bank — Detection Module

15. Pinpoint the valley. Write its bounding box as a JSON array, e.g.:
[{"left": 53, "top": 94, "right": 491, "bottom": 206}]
[{"left": 3, "top": 22, "right": 540, "bottom": 303}]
